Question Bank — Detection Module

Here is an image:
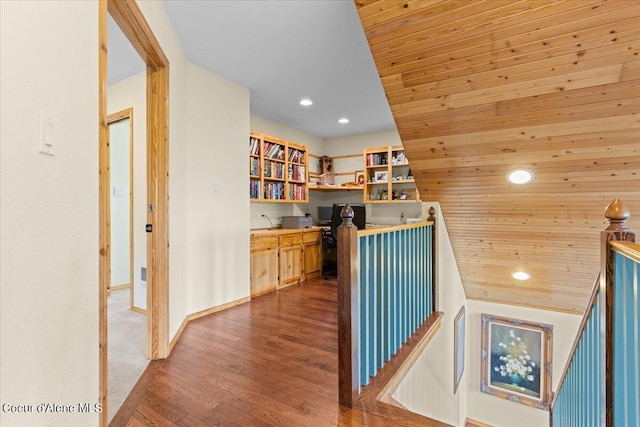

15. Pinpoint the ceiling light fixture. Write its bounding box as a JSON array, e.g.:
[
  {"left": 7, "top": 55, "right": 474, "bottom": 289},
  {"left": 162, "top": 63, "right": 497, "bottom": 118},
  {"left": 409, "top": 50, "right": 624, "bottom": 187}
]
[
  {"left": 511, "top": 271, "right": 531, "bottom": 281},
  {"left": 506, "top": 169, "right": 535, "bottom": 185},
  {"left": 299, "top": 99, "right": 313, "bottom": 106},
  {"left": 338, "top": 118, "right": 349, "bottom": 124}
]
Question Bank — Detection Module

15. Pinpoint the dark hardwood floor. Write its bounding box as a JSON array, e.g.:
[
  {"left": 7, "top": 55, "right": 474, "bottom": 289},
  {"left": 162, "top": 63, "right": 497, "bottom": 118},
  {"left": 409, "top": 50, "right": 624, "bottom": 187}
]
[{"left": 110, "top": 279, "right": 444, "bottom": 426}]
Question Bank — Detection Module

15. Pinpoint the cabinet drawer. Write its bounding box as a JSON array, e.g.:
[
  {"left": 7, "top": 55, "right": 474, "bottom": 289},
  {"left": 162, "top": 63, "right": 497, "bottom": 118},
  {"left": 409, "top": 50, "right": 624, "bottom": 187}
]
[
  {"left": 303, "top": 230, "right": 321, "bottom": 244},
  {"left": 251, "top": 235, "right": 278, "bottom": 252},
  {"left": 279, "top": 233, "right": 302, "bottom": 247}
]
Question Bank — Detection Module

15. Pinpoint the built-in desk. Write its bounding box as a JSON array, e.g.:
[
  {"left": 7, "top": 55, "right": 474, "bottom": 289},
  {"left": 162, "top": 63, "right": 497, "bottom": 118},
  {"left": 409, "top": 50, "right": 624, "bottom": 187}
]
[{"left": 249, "top": 227, "right": 323, "bottom": 297}]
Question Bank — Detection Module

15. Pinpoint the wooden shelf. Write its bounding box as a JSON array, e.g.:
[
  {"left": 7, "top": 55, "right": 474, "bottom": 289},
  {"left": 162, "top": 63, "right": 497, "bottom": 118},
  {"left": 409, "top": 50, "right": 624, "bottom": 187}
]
[
  {"left": 309, "top": 185, "right": 364, "bottom": 192},
  {"left": 250, "top": 132, "right": 309, "bottom": 203},
  {"left": 363, "top": 145, "right": 420, "bottom": 203}
]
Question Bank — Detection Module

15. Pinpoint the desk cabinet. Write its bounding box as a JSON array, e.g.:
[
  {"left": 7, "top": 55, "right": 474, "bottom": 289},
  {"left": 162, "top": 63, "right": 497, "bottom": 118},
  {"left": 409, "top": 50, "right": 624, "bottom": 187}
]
[
  {"left": 278, "top": 233, "right": 303, "bottom": 287},
  {"left": 250, "top": 229, "right": 322, "bottom": 297},
  {"left": 303, "top": 230, "right": 322, "bottom": 280},
  {"left": 250, "top": 235, "right": 279, "bottom": 297}
]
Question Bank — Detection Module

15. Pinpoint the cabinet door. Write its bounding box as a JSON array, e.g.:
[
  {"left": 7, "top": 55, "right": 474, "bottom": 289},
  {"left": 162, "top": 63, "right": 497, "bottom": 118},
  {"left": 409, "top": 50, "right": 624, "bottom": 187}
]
[
  {"left": 279, "top": 245, "right": 303, "bottom": 287},
  {"left": 303, "top": 242, "right": 322, "bottom": 280},
  {"left": 250, "top": 248, "right": 278, "bottom": 297}
]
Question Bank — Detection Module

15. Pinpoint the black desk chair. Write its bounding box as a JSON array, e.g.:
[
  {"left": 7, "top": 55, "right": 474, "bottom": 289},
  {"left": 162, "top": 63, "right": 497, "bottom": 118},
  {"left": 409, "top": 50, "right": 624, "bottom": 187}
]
[{"left": 321, "top": 228, "right": 337, "bottom": 279}]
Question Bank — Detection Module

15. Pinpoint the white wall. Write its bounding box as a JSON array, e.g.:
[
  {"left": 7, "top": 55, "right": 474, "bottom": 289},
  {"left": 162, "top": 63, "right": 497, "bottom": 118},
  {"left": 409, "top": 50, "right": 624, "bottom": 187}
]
[
  {"left": 0, "top": 1, "right": 99, "bottom": 426},
  {"left": 109, "top": 119, "right": 132, "bottom": 288},
  {"left": 392, "top": 202, "right": 468, "bottom": 426},
  {"left": 186, "top": 63, "right": 251, "bottom": 314},
  {"left": 108, "top": 72, "right": 147, "bottom": 310},
  {"left": 466, "top": 301, "right": 581, "bottom": 427}
]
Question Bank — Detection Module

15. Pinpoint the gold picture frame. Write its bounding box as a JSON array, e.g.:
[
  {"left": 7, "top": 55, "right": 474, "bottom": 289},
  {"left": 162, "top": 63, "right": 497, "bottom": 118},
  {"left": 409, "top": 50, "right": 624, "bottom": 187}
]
[{"left": 481, "top": 314, "right": 553, "bottom": 411}]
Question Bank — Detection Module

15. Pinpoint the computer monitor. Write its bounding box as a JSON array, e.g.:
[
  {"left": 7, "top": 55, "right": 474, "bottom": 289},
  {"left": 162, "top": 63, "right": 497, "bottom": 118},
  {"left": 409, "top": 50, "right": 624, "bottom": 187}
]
[
  {"left": 331, "top": 203, "right": 366, "bottom": 237},
  {"left": 317, "top": 206, "right": 333, "bottom": 225}
]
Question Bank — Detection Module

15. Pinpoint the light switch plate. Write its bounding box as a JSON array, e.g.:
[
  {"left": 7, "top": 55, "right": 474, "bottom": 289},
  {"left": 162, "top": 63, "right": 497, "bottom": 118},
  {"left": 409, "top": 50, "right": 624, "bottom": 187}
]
[{"left": 38, "top": 113, "right": 54, "bottom": 156}]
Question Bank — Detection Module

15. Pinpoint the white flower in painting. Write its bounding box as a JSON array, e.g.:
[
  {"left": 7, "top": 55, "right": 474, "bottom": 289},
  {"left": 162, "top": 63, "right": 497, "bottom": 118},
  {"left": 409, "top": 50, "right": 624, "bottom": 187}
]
[{"left": 496, "top": 330, "right": 536, "bottom": 385}]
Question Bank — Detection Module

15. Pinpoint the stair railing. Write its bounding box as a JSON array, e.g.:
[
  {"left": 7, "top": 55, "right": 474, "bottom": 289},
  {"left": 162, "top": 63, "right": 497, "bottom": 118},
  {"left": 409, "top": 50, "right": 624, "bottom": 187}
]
[
  {"left": 336, "top": 204, "right": 438, "bottom": 408},
  {"left": 551, "top": 198, "right": 637, "bottom": 426}
]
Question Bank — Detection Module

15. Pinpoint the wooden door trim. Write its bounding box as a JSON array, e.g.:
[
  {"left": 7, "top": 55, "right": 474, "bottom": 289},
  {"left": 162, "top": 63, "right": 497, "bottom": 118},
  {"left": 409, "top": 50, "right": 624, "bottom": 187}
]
[
  {"left": 107, "top": 108, "right": 134, "bottom": 310},
  {"left": 99, "top": 0, "right": 169, "bottom": 425}
]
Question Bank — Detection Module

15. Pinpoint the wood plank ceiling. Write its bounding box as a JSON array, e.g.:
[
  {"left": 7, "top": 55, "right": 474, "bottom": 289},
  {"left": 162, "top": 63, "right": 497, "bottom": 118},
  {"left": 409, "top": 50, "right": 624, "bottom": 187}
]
[{"left": 356, "top": 0, "right": 640, "bottom": 314}]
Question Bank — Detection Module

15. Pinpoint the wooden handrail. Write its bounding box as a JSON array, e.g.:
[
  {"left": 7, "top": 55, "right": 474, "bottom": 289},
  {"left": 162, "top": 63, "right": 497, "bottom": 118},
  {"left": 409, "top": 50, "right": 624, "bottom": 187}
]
[
  {"left": 356, "top": 220, "right": 434, "bottom": 237},
  {"left": 610, "top": 241, "right": 640, "bottom": 263}
]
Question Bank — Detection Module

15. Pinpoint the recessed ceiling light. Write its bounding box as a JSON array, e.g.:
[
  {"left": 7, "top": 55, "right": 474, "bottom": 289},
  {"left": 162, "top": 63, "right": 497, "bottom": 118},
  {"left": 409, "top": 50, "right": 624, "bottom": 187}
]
[
  {"left": 511, "top": 271, "right": 531, "bottom": 281},
  {"left": 338, "top": 118, "right": 349, "bottom": 124},
  {"left": 299, "top": 99, "right": 313, "bottom": 106},
  {"left": 506, "top": 169, "right": 535, "bottom": 185}
]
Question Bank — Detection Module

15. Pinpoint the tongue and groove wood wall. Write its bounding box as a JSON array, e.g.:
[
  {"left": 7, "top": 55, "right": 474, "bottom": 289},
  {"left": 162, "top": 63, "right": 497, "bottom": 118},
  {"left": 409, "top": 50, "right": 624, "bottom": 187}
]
[{"left": 356, "top": 0, "right": 640, "bottom": 314}]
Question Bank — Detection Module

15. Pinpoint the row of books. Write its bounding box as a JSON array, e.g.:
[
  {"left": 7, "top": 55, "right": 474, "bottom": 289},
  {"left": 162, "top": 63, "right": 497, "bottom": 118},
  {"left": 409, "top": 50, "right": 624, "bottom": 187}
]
[
  {"left": 366, "top": 152, "right": 388, "bottom": 166},
  {"left": 289, "top": 183, "right": 306, "bottom": 201},
  {"left": 264, "top": 182, "right": 286, "bottom": 200},
  {"left": 249, "top": 157, "right": 259, "bottom": 176},
  {"left": 288, "top": 164, "right": 306, "bottom": 182},
  {"left": 263, "top": 141, "right": 285, "bottom": 160},
  {"left": 264, "top": 160, "right": 284, "bottom": 179},
  {"left": 288, "top": 148, "right": 305, "bottom": 164},
  {"left": 249, "top": 137, "right": 260, "bottom": 156},
  {"left": 249, "top": 179, "right": 261, "bottom": 199}
]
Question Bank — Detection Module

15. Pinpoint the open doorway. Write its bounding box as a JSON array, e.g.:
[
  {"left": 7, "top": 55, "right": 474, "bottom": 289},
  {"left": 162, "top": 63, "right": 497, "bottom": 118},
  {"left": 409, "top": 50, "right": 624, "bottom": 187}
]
[
  {"left": 98, "top": 1, "right": 170, "bottom": 426},
  {"left": 106, "top": 109, "right": 149, "bottom": 423}
]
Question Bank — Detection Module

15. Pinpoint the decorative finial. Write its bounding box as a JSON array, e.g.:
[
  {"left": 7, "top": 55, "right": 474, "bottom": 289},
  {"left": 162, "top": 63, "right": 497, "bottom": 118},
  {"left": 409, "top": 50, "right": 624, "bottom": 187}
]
[
  {"left": 341, "top": 204, "right": 354, "bottom": 227},
  {"left": 604, "top": 198, "right": 631, "bottom": 231},
  {"left": 428, "top": 206, "right": 436, "bottom": 222}
]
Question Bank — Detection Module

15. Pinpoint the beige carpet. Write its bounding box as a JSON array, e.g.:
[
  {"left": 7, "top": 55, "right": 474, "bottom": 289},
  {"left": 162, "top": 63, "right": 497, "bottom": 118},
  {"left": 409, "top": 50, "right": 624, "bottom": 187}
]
[{"left": 107, "top": 288, "right": 148, "bottom": 424}]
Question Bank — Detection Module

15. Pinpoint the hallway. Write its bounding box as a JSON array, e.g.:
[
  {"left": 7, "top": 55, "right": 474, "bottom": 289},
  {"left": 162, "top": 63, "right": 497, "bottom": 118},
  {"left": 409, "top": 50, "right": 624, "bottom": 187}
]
[{"left": 110, "top": 279, "right": 446, "bottom": 426}]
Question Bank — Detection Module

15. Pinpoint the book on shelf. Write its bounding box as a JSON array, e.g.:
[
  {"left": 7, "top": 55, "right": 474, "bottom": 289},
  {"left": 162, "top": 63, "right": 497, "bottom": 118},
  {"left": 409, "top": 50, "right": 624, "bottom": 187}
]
[
  {"left": 288, "top": 183, "right": 306, "bottom": 201},
  {"left": 288, "top": 147, "right": 305, "bottom": 164},
  {"left": 250, "top": 179, "right": 261, "bottom": 199},
  {"left": 249, "top": 136, "right": 260, "bottom": 155},
  {"left": 366, "top": 152, "right": 388, "bottom": 166},
  {"left": 250, "top": 157, "right": 259, "bottom": 176},
  {"left": 264, "top": 160, "right": 284, "bottom": 179},
  {"left": 288, "top": 164, "right": 306, "bottom": 182},
  {"left": 264, "top": 141, "right": 285, "bottom": 160},
  {"left": 264, "top": 182, "right": 285, "bottom": 200}
]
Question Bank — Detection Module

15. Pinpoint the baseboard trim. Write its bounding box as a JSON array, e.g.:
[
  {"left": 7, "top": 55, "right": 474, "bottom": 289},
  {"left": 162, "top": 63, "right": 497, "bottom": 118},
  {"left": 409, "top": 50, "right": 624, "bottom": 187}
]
[
  {"left": 131, "top": 306, "right": 146, "bottom": 315},
  {"left": 168, "top": 296, "right": 251, "bottom": 353},
  {"left": 111, "top": 283, "right": 131, "bottom": 291},
  {"left": 466, "top": 418, "right": 493, "bottom": 427}
]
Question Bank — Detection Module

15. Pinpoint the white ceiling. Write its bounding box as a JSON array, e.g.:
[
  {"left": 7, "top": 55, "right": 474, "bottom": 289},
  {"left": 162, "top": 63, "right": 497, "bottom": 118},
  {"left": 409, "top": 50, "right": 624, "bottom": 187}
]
[{"left": 107, "top": 0, "right": 395, "bottom": 138}]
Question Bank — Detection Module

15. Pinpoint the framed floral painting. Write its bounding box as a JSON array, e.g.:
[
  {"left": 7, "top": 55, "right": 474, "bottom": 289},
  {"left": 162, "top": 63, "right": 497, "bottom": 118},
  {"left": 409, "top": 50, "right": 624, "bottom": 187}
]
[{"left": 480, "top": 314, "right": 553, "bottom": 410}]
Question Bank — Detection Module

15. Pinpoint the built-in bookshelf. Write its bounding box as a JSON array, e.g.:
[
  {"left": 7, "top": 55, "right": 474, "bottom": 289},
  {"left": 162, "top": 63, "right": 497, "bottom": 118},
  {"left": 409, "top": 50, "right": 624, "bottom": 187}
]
[
  {"left": 363, "top": 145, "right": 420, "bottom": 203},
  {"left": 249, "top": 132, "right": 309, "bottom": 203}
]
